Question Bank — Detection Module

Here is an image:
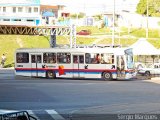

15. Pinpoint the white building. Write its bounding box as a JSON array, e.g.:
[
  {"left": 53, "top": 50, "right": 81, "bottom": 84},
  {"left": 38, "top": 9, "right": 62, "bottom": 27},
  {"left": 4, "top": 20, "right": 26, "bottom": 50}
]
[{"left": 0, "top": 0, "right": 41, "bottom": 26}]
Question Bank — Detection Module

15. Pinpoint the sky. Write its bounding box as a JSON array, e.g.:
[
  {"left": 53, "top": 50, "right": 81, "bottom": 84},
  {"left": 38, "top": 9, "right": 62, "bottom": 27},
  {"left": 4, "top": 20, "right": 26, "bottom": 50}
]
[
  {"left": 41, "top": 0, "right": 140, "bottom": 15},
  {"left": 0, "top": 0, "right": 140, "bottom": 14}
]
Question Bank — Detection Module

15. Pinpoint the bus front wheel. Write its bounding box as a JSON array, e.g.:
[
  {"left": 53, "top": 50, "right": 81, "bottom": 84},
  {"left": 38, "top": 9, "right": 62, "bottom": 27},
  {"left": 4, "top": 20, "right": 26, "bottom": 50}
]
[
  {"left": 46, "top": 71, "right": 56, "bottom": 79},
  {"left": 102, "top": 72, "right": 112, "bottom": 81}
]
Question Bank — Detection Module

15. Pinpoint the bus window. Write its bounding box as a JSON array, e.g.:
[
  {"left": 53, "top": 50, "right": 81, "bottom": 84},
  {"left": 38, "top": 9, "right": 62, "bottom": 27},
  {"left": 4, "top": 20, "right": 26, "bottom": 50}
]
[
  {"left": 103, "top": 54, "right": 114, "bottom": 64},
  {"left": 57, "top": 53, "right": 71, "bottom": 64},
  {"left": 85, "top": 53, "right": 102, "bottom": 64},
  {"left": 79, "top": 55, "right": 84, "bottom": 63},
  {"left": 85, "top": 53, "right": 114, "bottom": 64},
  {"left": 73, "top": 55, "right": 84, "bottom": 64},
  {"left": 31, "top": 55, "right": 36, "bottom": 63},
  {"left": 73, "top": 55, "right": 78, "bottom": 63},
  {"left": 16, "top": 53, "right": 29, "bottom": 63},
  {"left": 43, "top": 53, "right": 56, "bottom": 63},
  {"left": 85, "top": 53, "right": 90, "bottom": 64},
  {"left": 37, "top": 55, "right": 41, "bottom": 63}
]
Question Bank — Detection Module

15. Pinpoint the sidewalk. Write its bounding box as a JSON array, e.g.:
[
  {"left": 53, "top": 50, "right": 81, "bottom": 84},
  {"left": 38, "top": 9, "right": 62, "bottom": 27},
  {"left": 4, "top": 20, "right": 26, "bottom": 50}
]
[
  {"left": 0, "top": 67, "right": 14, "bottom": 74},
  {"left": 143, "top": 77, "right": 160, "bottom": 84}
]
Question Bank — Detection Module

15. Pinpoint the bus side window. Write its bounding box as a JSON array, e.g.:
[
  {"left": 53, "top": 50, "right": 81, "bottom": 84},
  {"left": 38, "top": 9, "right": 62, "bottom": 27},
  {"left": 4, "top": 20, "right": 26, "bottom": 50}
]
[
  {"left": 31, "top": 55, "right": 36, "bottom": 63},
  {"left": 112, "top": 55, "right": 114, "bottom": 63},
  {"left": 43, "top": 53, "right": 56, "bottom": 63},
  {"left": 66, "top": 54, "right": 71, "bottom": 63},
  {"left": 79, "top": 55, "right": 84, "bottom": 63},
  {"left": 37, "top": 55, "right": 41, "bottom": 63},
  {"left": 57, "top": 53, "right": 71, "bottom": 64},
  {"left": 16, "top": 53, "right": 29, "bottom": 63},
  {"left": 103, "top": 54, "right": 114, "bottom": 64},
  {"left": 85, "top": 53, "right": 91, "bottom": 64},
  {"left": 73, "top": 55, "right": 78, "bottom": 63}
]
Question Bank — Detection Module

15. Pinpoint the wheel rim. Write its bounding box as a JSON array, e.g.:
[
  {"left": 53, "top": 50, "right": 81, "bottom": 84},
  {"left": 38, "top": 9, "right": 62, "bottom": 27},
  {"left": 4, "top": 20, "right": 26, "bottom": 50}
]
[
  {"left": 103, "top": 72, "right": 112, "bottom": 80},
  {"left": 47, "top": 71, "right": 54, "bottom": 78},
  {"left": 104, "top": 73, "right": 110, "bottom": 78},
  {"left": 48, "top": 72, "right": 53, "bottom": 77}
]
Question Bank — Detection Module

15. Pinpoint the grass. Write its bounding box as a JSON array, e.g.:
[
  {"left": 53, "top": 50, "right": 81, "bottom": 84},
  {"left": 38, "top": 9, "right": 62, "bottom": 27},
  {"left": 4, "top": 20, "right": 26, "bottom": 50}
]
[
  {"left": 1, "top": 26, "right": 160, "bottom": 67},
  {"left": 0, "top": 35, "right": 50, "bottom": 67}
]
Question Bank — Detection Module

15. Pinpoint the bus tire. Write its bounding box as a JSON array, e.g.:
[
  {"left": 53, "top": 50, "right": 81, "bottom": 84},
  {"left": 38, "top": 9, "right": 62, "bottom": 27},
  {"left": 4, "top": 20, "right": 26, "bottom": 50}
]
[
  {"left": 46, "top": 71, "right": 56, "bottom": 79},
  {"left": 102, "top": 72, "right": 112, "bottom": 81}
]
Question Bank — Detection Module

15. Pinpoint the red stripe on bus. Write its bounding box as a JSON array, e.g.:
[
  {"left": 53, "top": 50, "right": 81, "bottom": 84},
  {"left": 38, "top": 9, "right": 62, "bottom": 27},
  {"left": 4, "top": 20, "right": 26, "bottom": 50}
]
[{"left": 15, "top": 68, "right": 117, "bottom": 72}]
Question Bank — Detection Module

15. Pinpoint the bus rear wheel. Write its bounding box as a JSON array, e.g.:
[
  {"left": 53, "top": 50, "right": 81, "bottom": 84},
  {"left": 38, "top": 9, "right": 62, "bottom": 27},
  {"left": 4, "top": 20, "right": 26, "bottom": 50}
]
[
  {"left": 46, "top": 71, "right": 56, "bottom": 79},
  {"left": 102, "top": 72, "right": 112, "bottom": 81}
]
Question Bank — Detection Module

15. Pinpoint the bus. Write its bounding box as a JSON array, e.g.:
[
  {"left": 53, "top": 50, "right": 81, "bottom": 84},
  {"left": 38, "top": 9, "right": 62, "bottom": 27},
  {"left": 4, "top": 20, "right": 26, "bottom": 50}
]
[{"left": 14, "top": 47, "right": 135, "bottom": 80}]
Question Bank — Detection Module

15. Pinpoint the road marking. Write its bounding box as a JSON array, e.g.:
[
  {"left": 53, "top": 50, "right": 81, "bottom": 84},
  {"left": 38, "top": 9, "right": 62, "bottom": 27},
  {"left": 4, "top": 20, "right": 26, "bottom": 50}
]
[
  {"left": 46, "top": 110, "right": 65, "bottom": 120},
  {"left": 27, "top": 110, "right": 40, "bottom": 120}
]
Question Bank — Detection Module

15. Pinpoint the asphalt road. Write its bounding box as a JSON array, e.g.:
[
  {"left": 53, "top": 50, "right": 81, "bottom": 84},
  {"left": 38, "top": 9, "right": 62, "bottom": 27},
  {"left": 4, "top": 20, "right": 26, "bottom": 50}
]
[{"left": 0, "top": 69, "right": 160, "bottom": 120}]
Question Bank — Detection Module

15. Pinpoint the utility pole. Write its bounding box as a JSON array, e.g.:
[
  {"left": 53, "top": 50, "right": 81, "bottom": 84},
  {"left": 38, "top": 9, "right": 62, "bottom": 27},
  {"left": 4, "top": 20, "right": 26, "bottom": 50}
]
[
  {"left": 70, "top": 24, "right": 76, "bottom": 48},
  {"left": 146, "top": 0, "right": 149, "bottom": 39},
  {"left": 112, "top": 0, "right": 115, "bottom": 46}
]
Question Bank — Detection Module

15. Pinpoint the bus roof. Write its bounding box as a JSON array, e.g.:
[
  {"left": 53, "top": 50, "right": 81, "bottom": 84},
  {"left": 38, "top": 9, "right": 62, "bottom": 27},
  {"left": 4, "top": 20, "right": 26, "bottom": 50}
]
[{"left": 15, "top": 47, "right": 130, "bottom": 55}]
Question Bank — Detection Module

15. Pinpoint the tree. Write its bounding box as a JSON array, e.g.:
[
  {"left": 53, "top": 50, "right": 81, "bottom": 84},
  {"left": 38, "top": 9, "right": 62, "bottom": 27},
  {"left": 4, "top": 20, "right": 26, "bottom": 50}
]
[{"left": 136, "top": 0, "right": 160, "bottom": 17}]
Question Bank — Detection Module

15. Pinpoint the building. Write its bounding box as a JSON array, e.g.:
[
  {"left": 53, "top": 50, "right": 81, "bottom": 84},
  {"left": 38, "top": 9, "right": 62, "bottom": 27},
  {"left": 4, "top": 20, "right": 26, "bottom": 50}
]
[
  {"left": 0, "top": 0, "right": 41, "bottom": 26},
  {"left": 0, "top": 0, "right": 67, "bottom": 26},
  {"left": 40, "top": 5, "right": 66, "bottom": 25}
]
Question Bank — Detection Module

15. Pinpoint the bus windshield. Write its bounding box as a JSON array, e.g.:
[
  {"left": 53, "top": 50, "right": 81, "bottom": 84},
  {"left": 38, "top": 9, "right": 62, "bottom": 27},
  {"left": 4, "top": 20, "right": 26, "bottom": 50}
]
[
  {"left": 126, "top": 54, "right": 134, "bottom": 69},
  {"left": 125, "top": 48, "right": 134, "bottom": 69}
]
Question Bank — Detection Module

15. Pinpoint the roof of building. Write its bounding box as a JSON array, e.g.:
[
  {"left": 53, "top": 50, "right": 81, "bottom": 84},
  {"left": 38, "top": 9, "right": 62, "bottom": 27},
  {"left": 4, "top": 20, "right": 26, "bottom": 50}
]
[
  {"left": 0, "top": 0, "right": 40, "bottom": 6},
  {"left": 42, "top": 11, "right": 55, "bottom": 17}
]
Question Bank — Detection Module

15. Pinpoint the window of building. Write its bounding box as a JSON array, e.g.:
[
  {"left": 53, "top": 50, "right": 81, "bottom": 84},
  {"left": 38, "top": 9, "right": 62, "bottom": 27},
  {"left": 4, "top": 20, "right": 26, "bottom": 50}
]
[
  {"left": 18, "top": 7, "right": 23, "bottom": 12},
  {"left": 16, "top": 53, "right": 29, "bottom": 63},
  {"left": 3, "top": 19, "right": 10, "bottom": 21},
  {"left": 34, "top": 7, "right": 38, "bottom": 13},
  {"left": 13, "top": 19, "right": 21, "bottom": 21},
  {"left": 13, "top": 7, "right": 16, "bottom": 13},
  {"left": 28, "top": 7, "right": 32, "bottom": 13},
  {"left": 43, "top": 53, "right": 56, "bottom": 63},
  {"left": 3, "top": 7, "right": 6, "bottom": 12},
  {"left": 27, "top": 19, "right": 34, "bottom": 22},
  {"left": 57, "top": 53, "right": 71, "bottom": 64}
]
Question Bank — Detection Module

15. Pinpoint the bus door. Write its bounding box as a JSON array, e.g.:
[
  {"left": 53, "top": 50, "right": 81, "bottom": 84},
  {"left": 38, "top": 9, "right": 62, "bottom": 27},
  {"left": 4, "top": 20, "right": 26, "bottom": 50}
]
[
  {"left": 72, "top": 54, "right": 85, "bottom": 78},
  {"left": 31, "top": 54, "right": 43, "bottom": 77},
  {"left": 117, "top": 55, "right": 125, "bottom": 78}
]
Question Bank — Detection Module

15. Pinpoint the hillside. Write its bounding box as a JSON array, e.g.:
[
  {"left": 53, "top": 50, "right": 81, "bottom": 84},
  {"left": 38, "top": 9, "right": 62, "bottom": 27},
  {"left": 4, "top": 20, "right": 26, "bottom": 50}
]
[
  {"left": 0, "top": 35, "right": 50, "bottom": 67},
  {"left": 0, "top": 26, "right": 160, "bottom": 67},
  {"left": 0, "top": 35, "right": 96, "bottom": 67}
]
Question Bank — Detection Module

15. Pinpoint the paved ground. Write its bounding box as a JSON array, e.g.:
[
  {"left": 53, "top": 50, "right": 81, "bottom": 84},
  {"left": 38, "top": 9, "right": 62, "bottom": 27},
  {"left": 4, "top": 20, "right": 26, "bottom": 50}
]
[{"left": 1, "top": 68, "right": 160, "bottom": 120}]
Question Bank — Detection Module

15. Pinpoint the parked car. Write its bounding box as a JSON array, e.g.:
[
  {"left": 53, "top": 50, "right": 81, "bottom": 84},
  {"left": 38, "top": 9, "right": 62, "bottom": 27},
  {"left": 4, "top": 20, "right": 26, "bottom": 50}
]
[
  {"left": 77, "top": 30, "right": 91, "bottom": 35},
  {"left": 135, "top": 62, "right": 145, "bottom": 70},
  {"left": 138, "top": 63, "right": 160, "bottom": 76}
]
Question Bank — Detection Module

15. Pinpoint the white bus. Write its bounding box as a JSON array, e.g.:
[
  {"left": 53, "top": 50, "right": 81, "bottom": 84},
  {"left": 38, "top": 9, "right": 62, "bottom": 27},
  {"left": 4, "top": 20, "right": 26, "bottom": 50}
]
[{"left": 14, "top": 47, "right": 135, "bottom": 80}]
